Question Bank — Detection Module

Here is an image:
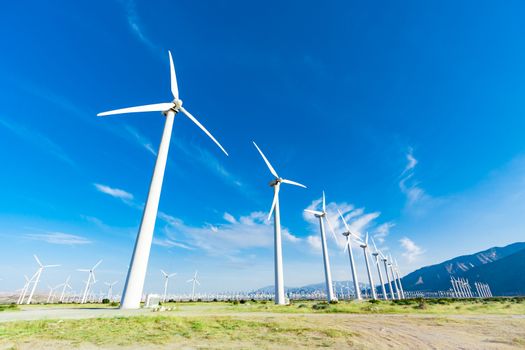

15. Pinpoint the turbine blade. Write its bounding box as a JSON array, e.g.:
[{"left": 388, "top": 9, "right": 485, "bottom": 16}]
[
  {"left": 92, "top": 260, "right": 103, "bottom": 270},
  {"left": 33, "top": 255, "right": 42, "bottom": 267},
  {"left": 44, "top": 264, "right": 60, "bottom": 268},
  {"left": 337, "top": 208, "right": 351, "bottom": 232},
  {"left": 304, "top": 209, "right": 323, "bottom": 216},
  {"left": 161, "top": 269, "right": 167, "bottom": 277},
  {"left": 267, "top": 185, "right": 279, "bottom": 221},
  {"left": 343, "top": 237, "right": 350, "bottom": 253},
  {"left": 365, "top": 232, "right": 369, "bottom": 245},
  {"left": 186, "top": 279, "right": 193, "bottom": 283},
  {"left": 371, "top": 238, "right": 378, "bottom": 252},
  {"left": 322, "top": 191, "right": 326, "bottom": 212},
  {"left": 324, "top": 216, "right": 340, "bottom": 245},
  {"left": 97, "top": 103, "right": 173, "bottom": 116},
  {"left": 168, "top": 50, "right": 179, "bottom": 99},
  {"left": 77, "top": 269, "right": 90, "bottom": 272},
  {"left": 195, "top": 280, "right": 201, "bottom": 285},
  {"left": 252, "top": 141, "right": 278, "bottom": 178},
  {"left": 169, "top": 273, "right": 177, "bottom": 278},
  {"left": 281, "top": 179, "right": 306, "bottom": 188},
  {"left": 180, "top": 107, "right": 228, "bottom": 156}
]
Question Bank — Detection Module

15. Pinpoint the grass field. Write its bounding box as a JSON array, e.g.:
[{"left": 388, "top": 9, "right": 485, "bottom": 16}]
[{"left": 1, "top": 298, "right": 524, "bottom": 349}]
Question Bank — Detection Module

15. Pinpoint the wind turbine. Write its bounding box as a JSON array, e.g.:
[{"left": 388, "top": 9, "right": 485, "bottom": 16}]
[
  {"left": 104, "top": 281, "right": 118, "bottom": 300},
  {"left": 26, "top": 255, "right": 60, "bottom": 304},
  {"left": 337, "top": 208, "right": 361, "bottom": 300},
  {"left": 379, "top": 250, "right": 395, "bottom": 300},
  {"left": 393, "top": 258, "right": 405, "bottom": 299},
  {"left": 17, "top": 274, "right": 35, "bottom": 305},
  {"left": 78, "top": 260, "right": 102, "bottom": 304},
  {"left": 252, "top": 141, "right": 306, "bottom": 305},
  {"left": 186, "top": 271, "right": 200, "bottom": 300},
  {"left": 46, "top": 284, "right": 62, "bottom": 303},
  {"left": 161, "top": 270, "right": 177, "bottom": 302},
  {"left": 359, "top": 233, "right": 377, "bottom": 300},
  {"left": 388, "top": 254, "right": 401, "bottom": 300},
  {"left": 58, "top": 276, "right": 73, "bottom": 303},
  {"left": 371, "top": 239, "right": 388, "bottom": 300},
  {"left": 98, "top": 51, "right": 228, "bottom": 309},
  {"left": 304, "top": 192, "right": 339, "bottom": 302}
]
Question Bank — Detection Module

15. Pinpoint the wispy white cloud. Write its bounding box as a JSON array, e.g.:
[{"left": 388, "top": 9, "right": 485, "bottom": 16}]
[
  {"left": 120, "top": 0, "right": 158, "bottom": 52},
  {"left": 373, "top": 222, "right": 395, "bottom": 244},
  {"left": 399, "top": 237, "right": 425, "bottom": 262},
  {"left": 399, "top": 148, "right": 429, "bottom": 207},
  {"left": 153, "top": 238, "right": 194, "bottom": 250},
  {"left": 0, "top": 117, "right": 75, "bottom": 167},
  {"left": 125, "top": 125, "right": 157, "bottom": 156},
  {"left": 26, "top": 232, "right": 91, "bottom": 245},
  {"left": 94, "top": 183, "right": 134, "bottom": 203}
]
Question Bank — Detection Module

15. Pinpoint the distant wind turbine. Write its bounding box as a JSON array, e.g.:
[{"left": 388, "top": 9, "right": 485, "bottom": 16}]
[
  {"left": 78, "top": 260, "right": 102, "bottom": 304},
  {"left": 359, "top": 233, "right": 377, "bottom": 300},
  {"left": 98, "top": 51, "right": 228, "bottom": 310},
  {"left": 58, "top": 276, "right": 73, "bottom": 303},
  {"left": 379, "top": 250, "right": 395, "bottom": 300},
  {"left": 186, "top": 271, "right": 200, "bottom": 300},
  {"left": 104, "top": 280, "right": 118, "bottom": 300},
  {"left": 337, "top": 208, "right": 361, "bottom": 300},
  {"left": 304, "top": 192, "right": 339, "bottom": 303},
  {"left": 371, "top": 239, "right": 388, "bottom": 300},
  {"left": 393, "top": 258, "right": 405, "bottom": 299},
  {"left": 388, "top": 254, "right": 401, "bottom": 300},
  {"left": 26, "top": 255, "right": 60, "bottom": 304},
  {"left": 253, "top": 141, "right": 306, "bottom": 305},
  {"left": 161, "top": 270, "right": 177, "bottom": 302}
]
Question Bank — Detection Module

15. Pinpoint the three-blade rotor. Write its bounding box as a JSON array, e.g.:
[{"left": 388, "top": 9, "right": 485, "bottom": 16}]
[
  {"left": 304, "top": 191, "right": 340, "bottom": 245},
  {"left": 253, "top": 141, "right": 306, "bottom": 221},
  {"left": 98, "top": 50, "right": 228, "bottom": 156}
]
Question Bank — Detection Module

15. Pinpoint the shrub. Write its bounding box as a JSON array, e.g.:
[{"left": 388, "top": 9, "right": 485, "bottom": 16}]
[
  {"left": 312, "top": 302, "right": 329, "bottom": 310},
  {"left": 233, "top": 300, "right": 239, "bottom": 305},
  {"left": 297, "top": 304, "right": 308, "bottom": 308},
  {"left": 368, "top": 299, "right": 381, "bottom": 304},
  {"left": 109, "top": 302, "right": 119, "bottom": 307},
  {"left": 213, "top": 298, "right": 218, "bottom": 302},
  {"left": 239, "top": 299, "right": 246, "bottom": 304},
  {"left": 102, "top": 298, "right": 110, "bottom": 304},
  {"left": 260, "top": 300, "right": 267, "bottom": 304},
  {"left": 416, "top": 299, "right": 427, "bottom": 310}
]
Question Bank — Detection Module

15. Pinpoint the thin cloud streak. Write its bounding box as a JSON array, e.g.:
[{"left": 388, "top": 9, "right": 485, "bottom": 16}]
[{"left": 25, "top": 232, "right": 91, "bottom": 245}]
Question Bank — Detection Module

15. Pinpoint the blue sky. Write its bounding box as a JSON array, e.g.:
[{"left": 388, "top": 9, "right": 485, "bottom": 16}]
[{"left": 1, "top": 0, "right": 525, "bottom": 295}]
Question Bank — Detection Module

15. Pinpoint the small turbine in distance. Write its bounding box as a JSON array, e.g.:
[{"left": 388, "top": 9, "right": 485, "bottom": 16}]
[
  {"left": 186, "top": 271, "right": 200, "bottom": 301},
  {"left": 253, "top": 141, "right": 306, "bottom": 305}
]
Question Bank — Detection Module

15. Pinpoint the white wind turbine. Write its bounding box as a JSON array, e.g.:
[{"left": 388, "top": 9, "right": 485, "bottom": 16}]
[
  {"left": 161, "top": 270, "right": 177, "bottom": 302},
  {"left": 253, "top": 141, "right": 306, "bottom": 305},
  {"left": 46, "top": 284, "right": 62, "bottom": 303},
  {"left": 17, "top": 274, "right": 35, "bottom": 305},
  {"left": 337, "top": 208, "right": 361, "bottom": 300},
  {"left": 26, "top": 255, "right": 60, "bottom": 304},
  {"left": 78, "top": 260, "right": 102, "bottom": 304},
  {"left": 186, "top": 271, "right": 200, "bottom": 300},
  {"left": 388, "top": 254, "right": 401, "bottom": 300},
  {"left": 58, "top": 276, "right": 73, "bottom": 303},
  {"left": 371, "top": 239, "right": 388, "bottom": 300},
  {"left": 393, "top": 258, "right": 405, "bottom": 299},
  {"left": 98, "top": 51, "right": 228, "bottom": 309},
  {"left": 304, "top": 192, "right": 340, "bottom": 303},
  {"left": 104, "top": 281, "right": 118, "bottom": 300},
  {"left": 379, "top": 250, "right": 395, "bottom": 300},
  {"left": 359, "top": 233, "right": 377, "bottom": 300}
]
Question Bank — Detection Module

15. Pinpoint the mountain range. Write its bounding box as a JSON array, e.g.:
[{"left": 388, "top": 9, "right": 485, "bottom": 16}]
[{"left": 400, "top": 242, "right": 525, "bottom": 296}]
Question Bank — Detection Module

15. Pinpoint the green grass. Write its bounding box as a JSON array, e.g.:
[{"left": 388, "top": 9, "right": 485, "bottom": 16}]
[
  {"left": 0, "top": 304, "right": 18, "bottom": 312},
  {"left": 0, "top": 315, "right": 355, "bottom": 347},
  {"left": 163, "top": 297, "right": 525, "bottom": 315}
]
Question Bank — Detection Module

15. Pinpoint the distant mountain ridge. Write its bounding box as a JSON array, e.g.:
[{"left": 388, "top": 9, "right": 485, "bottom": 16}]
[{"left": 401, "top": 242, "right": 525, "bottom": 295}]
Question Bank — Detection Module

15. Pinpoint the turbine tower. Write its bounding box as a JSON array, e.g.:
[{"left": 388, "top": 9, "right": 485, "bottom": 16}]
[
  {"left": 253, "top": 141, "right": 306, "bottom": 305},
  {"left": 104, "top": 281, "right": 118, "bottom": 300},
  {"left": 26, "top": 255, "right": 60, "bottom": 304},
  {"left": 393, "top": 258, "right": 405, "bottom": 299},
  {"left": 359, "top": 233, "right": 377, "bottom": 300},
  {"left": 379, "top": 251, "right": 395, "bottom": 300},
  {"left": 161, "top": 270, "right": 177, "bottom": 302},
  {"left": 371, "top": 239, "right": 388, "bottom": 300},
  {"left": 388, "top": 254, "right": 401, "bottom": 300},
  {"left": 186, "top": 271, "right": 200, "bottom": 300},
  {"left": 78, "top": 260, "right": 102, "bottom": 304},
  {"left": 304, "top": 192, "right": 339, "bottom": 303},
  {"left": 337, "top": 208, "right": 361, "bottom": 300},
  {"left": 58, "top": 276, "right": 72, "bottom": 303},
  {"left": 98, "top": 51, "right": 228, "bottom": 309}
]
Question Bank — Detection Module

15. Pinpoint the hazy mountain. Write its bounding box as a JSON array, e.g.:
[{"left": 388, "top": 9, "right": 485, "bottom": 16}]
[
  {"left": 401, "top": 242, "right": 525, "bottom": 295},
  {"left": 254, "top": 280, "right": 369, "bottom": 294}
]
